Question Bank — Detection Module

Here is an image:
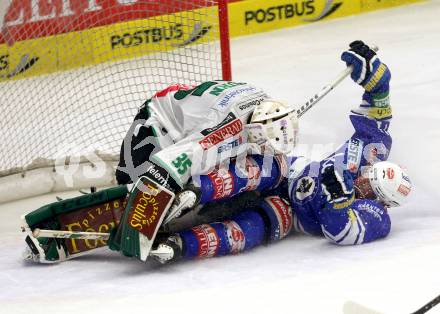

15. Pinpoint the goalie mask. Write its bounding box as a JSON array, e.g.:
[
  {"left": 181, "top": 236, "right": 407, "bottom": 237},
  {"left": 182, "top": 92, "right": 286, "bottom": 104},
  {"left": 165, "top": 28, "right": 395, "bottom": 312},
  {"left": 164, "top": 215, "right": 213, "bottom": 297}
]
[
  {"left": 246, "top": 100, "right": 299, "bottom": 154},
  {"left": 355, "top": 161, "right": 412, "bottom": 207}
]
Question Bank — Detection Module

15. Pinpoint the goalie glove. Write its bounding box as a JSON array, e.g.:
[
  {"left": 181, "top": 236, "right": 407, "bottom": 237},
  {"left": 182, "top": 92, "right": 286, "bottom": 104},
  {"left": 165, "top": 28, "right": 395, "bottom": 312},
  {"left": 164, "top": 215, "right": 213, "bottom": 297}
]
[{"left": 341, "top": 40, "right": 391, "bottom": 95}]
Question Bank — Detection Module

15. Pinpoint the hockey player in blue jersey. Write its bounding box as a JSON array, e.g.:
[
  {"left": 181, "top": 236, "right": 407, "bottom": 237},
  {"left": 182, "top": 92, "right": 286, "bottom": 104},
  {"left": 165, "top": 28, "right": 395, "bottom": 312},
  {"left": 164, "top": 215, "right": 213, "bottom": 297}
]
[{"left": 149, "top": 41, "right": 413, "bottom": 263}]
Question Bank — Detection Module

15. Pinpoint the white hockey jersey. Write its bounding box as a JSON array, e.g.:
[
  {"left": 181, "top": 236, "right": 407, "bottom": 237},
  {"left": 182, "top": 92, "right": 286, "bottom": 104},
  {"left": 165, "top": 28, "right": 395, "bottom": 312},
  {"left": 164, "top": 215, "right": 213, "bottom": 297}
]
[{"left": 142, "top": 81, "right": 270, "bottom": 187}]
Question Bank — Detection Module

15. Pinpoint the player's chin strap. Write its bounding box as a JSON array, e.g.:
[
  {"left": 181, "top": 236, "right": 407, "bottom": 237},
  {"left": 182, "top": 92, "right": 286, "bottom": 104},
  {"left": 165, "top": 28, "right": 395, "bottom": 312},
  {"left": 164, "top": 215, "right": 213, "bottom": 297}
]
[{"left": 294, "top": 45, "right": 379, "bottom": 119}]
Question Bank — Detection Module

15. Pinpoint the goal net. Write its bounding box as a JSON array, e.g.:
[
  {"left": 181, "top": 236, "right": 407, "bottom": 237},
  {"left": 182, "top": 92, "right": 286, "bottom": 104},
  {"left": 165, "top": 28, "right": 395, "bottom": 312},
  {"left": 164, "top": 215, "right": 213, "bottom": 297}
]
[{"left": 0, "top": 0, "right": 231, "bottom": 203}]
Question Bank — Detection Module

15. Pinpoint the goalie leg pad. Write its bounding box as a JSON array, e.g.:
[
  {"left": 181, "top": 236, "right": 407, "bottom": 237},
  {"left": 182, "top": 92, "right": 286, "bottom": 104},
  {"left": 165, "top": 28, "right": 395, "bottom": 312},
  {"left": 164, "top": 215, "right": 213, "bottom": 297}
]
[{"left": 21, "top": 186, "right": 128, "bottom": 263}]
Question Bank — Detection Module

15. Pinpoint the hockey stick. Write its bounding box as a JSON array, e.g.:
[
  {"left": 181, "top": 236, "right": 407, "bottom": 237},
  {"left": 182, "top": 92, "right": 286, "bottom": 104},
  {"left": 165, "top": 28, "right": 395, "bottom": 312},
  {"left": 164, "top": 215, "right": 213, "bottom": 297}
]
[
  {"left": 295, "top": 45, "right": 379, "bottom": 119},
  {"left": 343, "top": 294, "right": 440, "bottom": 314},
  {"left": 411, "top": 295, "right": 440, "bottom": 314},
  {"left": 32, "top": 228, "right": 110, "bottom": 240}
]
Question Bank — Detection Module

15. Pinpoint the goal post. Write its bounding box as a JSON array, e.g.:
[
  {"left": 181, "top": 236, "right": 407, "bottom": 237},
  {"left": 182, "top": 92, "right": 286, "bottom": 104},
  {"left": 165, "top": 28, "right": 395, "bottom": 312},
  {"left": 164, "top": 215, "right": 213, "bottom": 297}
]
[{"left": 0, "top": 0, "right": 232, "bottom": 203}]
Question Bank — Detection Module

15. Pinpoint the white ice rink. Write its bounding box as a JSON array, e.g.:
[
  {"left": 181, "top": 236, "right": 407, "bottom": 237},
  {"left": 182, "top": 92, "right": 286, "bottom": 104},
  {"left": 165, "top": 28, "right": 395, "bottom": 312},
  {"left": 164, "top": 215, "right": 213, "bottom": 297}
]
[{"left": 1, "top": 1, "right": 440, "bottom": 313}]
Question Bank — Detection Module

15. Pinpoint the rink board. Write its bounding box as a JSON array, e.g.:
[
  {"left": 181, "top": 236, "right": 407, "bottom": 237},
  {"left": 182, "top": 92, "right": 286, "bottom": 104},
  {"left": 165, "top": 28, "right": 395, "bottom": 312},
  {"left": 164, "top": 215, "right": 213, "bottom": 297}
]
[
  {"left": 0, "top": 0, "right": 425, "bottom": 82},
  {"left": 228, "top": 0, "right": 425, "bottom": 37},
  {"left": 0, "top": 5, "right": 220, "bottom": 81}
]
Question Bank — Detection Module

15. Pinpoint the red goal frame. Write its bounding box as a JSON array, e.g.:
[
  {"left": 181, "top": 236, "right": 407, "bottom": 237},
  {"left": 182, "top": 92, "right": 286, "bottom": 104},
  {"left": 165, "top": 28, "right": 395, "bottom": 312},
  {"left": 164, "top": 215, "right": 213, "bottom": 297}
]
[{"left": 219, "top": 0, "right": 232, "bottom": 81}]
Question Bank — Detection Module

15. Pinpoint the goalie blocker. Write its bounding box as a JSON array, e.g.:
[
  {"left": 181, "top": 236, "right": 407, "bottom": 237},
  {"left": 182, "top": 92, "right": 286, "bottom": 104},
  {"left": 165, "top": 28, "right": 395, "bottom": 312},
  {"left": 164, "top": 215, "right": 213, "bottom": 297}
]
[{"left": 107, "top": 176, "right": 175, "bottom": 261}]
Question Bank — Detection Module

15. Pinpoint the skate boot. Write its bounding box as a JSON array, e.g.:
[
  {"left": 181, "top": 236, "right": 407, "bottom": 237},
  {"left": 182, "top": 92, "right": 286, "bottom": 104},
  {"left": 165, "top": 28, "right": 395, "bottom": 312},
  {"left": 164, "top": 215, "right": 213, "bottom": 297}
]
[{"left": 150, "top": 235, "right": 183, "bottom": 264}]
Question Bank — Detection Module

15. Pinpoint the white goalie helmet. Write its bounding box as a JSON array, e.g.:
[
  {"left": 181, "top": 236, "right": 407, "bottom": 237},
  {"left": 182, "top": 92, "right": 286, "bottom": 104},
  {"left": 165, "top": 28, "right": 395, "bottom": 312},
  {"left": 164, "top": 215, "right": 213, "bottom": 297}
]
[
  {"left": 367, "top": 161, "right": 412, "bottom": 207},
  {"left": 246, "top": 100, "right": 299, "bottom": 154}
]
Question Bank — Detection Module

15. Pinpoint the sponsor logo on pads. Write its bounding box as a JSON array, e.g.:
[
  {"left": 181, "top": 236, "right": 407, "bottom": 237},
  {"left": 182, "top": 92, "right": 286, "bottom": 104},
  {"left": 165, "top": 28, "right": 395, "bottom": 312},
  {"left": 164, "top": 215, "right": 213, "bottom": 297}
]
[
  {"left": 128, "top": 181, "right": 173, "bottom": 239},
  {"left": 59, "top": 198, "right": 126, "bottom": 255},
  {"left": 209, "top": 168, "right": 234, "bottom": 200},
  {"left": 192, "top": 224, "right": 219, "bottom": 258},
  {"left": 199, "top": 119, "right": 243, "bottom": 149},
  {"left": 224, "top": 220, "right": 245, "bottom": 254}
]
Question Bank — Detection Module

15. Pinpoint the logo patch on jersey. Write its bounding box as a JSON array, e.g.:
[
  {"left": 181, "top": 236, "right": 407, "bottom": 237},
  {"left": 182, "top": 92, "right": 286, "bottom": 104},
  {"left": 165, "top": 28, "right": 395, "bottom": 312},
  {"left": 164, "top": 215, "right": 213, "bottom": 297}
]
[
  {"left": 192, "top": 224, "right": 219, "bottom": 258},
  {"left": 199, "top": 119, "right": 243, "bottom": 150},
  {"left": 294, "top": 176, "right": 317, "bottom": 203},
  {"left": 210, "top": 82, "right": 247, "bottom": 97},
  {"left": 215, "top": 85, "right": 258, "bottom": 111},
  {"left": 357, "top": 202, "right": 384, "bottom": 222},
  {"left": 201, "top": 113, "right": 236, "bottom": 136},
  {"left": 209, "top": 168, "right": 235, "bottom": 200},
  {"left": 224, "top": 220, "right": 245, "bottom": 254},
  {"left": 235, "top": 96, "right": 266, "bottom": 116},
  {"left": 217, "top": 137, "right": 243, "bottom": 154},
  {"left": 347, "top": 138, "right": 363, "bottom": 173}
]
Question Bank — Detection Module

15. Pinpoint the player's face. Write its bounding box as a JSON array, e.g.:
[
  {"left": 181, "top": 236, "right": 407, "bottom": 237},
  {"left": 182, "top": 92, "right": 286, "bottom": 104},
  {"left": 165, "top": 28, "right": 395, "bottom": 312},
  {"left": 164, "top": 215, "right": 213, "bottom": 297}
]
[{"left": 354, "top": 174, "right": 376, "bottom": 200}]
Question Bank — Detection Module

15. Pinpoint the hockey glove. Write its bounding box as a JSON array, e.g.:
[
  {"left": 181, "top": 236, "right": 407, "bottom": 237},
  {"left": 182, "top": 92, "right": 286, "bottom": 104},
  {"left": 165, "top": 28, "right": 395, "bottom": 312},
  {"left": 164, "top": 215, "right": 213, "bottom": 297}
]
[
  {"left": 321, "top": 166, "right": 354, "bottom": 206},
  {"left": 341, "top": 40, "right": 391, "bottom": 95}
]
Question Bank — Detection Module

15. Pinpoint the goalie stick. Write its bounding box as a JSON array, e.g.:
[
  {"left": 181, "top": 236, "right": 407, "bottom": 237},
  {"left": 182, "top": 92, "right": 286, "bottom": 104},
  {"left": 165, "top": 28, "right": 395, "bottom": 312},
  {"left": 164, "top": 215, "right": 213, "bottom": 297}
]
[{"left": 32, "top": 228, "right": 110, "bottom": 240}]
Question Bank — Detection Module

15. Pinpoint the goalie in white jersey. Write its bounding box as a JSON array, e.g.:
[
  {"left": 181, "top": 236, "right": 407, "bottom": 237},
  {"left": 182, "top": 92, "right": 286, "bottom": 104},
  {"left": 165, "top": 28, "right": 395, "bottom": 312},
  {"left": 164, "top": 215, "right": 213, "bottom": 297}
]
[{"left": 116, "top": 81, "right": 298, "bottom": 192}]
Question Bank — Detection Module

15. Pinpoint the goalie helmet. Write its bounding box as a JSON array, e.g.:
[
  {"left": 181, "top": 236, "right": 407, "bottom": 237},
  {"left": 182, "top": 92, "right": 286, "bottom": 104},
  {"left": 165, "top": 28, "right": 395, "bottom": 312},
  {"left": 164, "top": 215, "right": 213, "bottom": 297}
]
[
  {"left": 367, "top": 161, "right": 412, "bottom": 207},
  {"left": 246, "top": 100, "right": 299, "bottom": 154}
]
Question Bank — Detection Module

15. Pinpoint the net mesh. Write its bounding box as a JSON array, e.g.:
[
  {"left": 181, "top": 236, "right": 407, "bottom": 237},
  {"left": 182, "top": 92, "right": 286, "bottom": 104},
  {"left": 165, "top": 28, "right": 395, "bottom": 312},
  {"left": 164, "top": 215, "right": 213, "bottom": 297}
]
[{"left": 0, "top": 0, "right": 223, "bottom": 176}]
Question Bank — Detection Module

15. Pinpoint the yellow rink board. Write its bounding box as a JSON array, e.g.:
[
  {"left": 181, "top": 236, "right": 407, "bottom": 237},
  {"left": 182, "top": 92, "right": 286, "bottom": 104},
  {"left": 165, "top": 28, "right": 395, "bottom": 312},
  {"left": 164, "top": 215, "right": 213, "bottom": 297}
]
[
  {"left": 228, "top": 0, "right": 425, "bottom": 37},
  {"left": 0, "top": 0, "right": 425, "bottom": 82},
  {"left": 0, "top": 7, "right": 219, "bottom": 81}
]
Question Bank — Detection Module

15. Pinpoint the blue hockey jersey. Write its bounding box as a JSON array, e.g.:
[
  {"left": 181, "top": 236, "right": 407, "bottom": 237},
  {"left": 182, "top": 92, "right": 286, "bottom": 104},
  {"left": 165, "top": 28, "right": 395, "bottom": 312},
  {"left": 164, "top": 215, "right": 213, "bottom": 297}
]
[{"left": 196, "top": 91, "right": 393, "bottom": 246}]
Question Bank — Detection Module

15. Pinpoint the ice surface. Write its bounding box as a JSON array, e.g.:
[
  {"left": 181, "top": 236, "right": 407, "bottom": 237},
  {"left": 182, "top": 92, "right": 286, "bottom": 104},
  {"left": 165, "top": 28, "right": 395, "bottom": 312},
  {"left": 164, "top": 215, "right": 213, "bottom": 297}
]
[{"left": 1, "top": 2, "right": 440, "bottom": 313}]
